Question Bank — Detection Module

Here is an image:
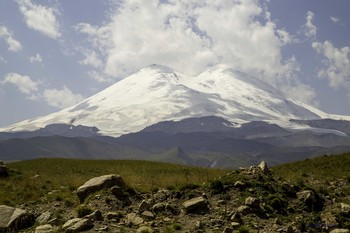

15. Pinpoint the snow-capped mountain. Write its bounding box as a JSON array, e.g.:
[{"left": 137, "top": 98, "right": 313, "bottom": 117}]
[{"left": 0, "top": 64, "right": 345, "bottom": 137}]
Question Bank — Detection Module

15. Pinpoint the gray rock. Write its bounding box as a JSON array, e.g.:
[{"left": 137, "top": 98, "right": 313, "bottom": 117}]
[
  {"left": 76, "top": 174, "right": 126, "bottom": 203},
  {"left": 84, "top": 210, "right": 103, "bottom": 221},
  {"left": 106, "top": 212, "right": 119, "bottom": 220},
  {"left": 139, "top": 200, "right": 151, "bottom": 214},
  {"left": 137, "top": 226, "right": 153, "bottom": 233},
  {"left": 141, "top": 211, "right": 155, "bottom": 220},
  {"left": 126, "top": 213, "right": 143, "bottom": 226},
  {"left": 231, "top": 222, "right": 240, "bottom": 229},
  {"left": 237, "top": 205, "right": 251, "bottom": 215},
  {"left": 330, "top": 229, "right": 349, "bottom": 233},
  {"left": 62, "top": 218, "right": 93, "bottom": 233},
  {"left": 183, "top": 196, "right": 209, "bottom": 214},
  {"left": 230, "top": 212, "right": 242, "bottom": 222},
  {"left": 245, "top": 197, "right": 260, "bottom": 208},
  {"left": 35, "top": 224, "right": 54, "bottom": 233},
  {"left": 296, "top": 190, "right": 318, "bottom": 210},
  {"left": 222, "top": 227, "right": 233, "bottom": 233},
  {"left": 152, "top": 203, "right": 166, "bottom": 214},
  {"left": 36, "top": 211, "right": 51, "bottom": 224},
  {"left": 0, "top": 205, "right": 34, "bottom": 232},
  {"left": 286, "top": 225, "right": 294, "bottom": 233},
  {"left": 258, "top": 160, "right": 269, "bottom": 173},
  {"left": 234, "top": 181, "right": 245, "bottom": 188},
  {"left": 341, "top": 203, "right": 350, "bottom": 213}
]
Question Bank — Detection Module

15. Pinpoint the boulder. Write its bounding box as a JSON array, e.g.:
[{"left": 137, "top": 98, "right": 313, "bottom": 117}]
[
  {"left": 0, "top": 205, "right": 34, "bottom": 232},
  {"left": 76, "top": 174, "right": 126, "bottom": 203},
  {"left": 62, "top": 218, "right": 93, "bottom": 233},
  {"left": 237, "top": 205, "right": 251, "bottom": 215},
  {"left": 296, "top": 190, "right": 322, "bottom": 210},
  {"left": 258, "top": 161, "right": 268, "bottom": 173},
  {"left": 183, "top": 196, "right": 209, "bottom": 214},
  {"left": 35, "top": 224, "right": 54, "bottom": 233}
]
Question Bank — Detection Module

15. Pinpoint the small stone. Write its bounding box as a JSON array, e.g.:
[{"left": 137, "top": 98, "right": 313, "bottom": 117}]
[
  {"left": 139, "top": 200, "right": 151, "bottom": 214},
  {"left": 36, "top": 211, "right": 51, "bottom": 224},
  {"left": 126, "top": 213, "right": 143, "bottom": 226},
  {"left": 106, "top": 212, "right": 119, "bottom": 220},
  {"left": 99, "top": 226, "right": 108, "bottom": 231},
  {"left": 230, "top": 212, "right": 242, "bottom": 222},
  {"left": 35, "top": 224, "right": 54, "bottom": 233},
  {"left": 341, "top": 203, "right": 350, "bottom": 213},
  {"left": 234, "top": 181, "right": 245, "bottom": 188},
  {"left": 237, "top": 205, "right": 251, "bottom": 215},
  {"left": 286, "top": 225, "right": 294, "bottom": 233},
  {"left": 274, "top": 218, "right": 282, "bottom": 225},
  {"left": 245, "top": 197, "right": 260, "bottom": 208},
  {"left": 85, "top": 210, "right": 103, "bottom": 221},
  {"left": 231, "top": 222, "right": 240, "bottom": 229},
  {"left": 330, "top": 229, "right": 349, "bottom": 233},
  {"left": 183, "top": 196, "right": 209, "bottom": 214},
  {"left": 137, "top": 226, "right": 153, "bottom": 233},
  {"left": 141, "top": 211, "right": 155, "bottom": 220},
  {"left": 63, "top": 218, "right": 94, "bottom": 232},
  {"left": 152, "top": 203, "right": 165, "bottom": 214},
  {"left": 222, "top": 227, "right": 233, "bottom": 233}
]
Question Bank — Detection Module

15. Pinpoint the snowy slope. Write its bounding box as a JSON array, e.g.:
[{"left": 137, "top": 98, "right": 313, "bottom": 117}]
[{"left": 0, "top": 64, "right": 343, "bottom": 137}]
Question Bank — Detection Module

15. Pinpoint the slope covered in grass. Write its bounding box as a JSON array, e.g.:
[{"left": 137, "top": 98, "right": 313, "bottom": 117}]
[{"left": 1, "top": 158, "right": 227, "bottom": 206}]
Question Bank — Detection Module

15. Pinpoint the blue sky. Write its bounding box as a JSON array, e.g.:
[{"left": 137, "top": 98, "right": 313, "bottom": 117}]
[{"left": 0, "top": 0, "right": 350, "bottom": 127}]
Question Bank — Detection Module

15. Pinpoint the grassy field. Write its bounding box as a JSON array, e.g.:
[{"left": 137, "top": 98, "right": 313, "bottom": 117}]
[
  {"left": 0, "top": 158, "right": 228, "bottom": 206},
  {"left": 273, "top": 152, "right": 350, "bottom": 182}
]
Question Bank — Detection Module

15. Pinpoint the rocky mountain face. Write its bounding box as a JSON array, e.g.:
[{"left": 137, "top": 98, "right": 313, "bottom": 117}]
[{"left": 1, "top": 160, "right": 349, "bottom": 233}]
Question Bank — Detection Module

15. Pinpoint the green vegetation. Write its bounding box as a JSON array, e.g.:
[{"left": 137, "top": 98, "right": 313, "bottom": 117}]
[
  {"left": 273, "top": 153, "right": 350, "bottom": 182},
  {"left": 0, "top": 158, "right": 227, "bottom": 206}
]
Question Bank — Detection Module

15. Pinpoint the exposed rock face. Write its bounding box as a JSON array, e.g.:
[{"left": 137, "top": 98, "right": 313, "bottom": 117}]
[
  {"left": 0, "top": 205, "right": 34, "bottom": 232},
  {"left": 183, "top": 196, "right": 209, "bottom": 214},
  {"left": 76, "top": 174, "right": 126, "bottom": 203}
]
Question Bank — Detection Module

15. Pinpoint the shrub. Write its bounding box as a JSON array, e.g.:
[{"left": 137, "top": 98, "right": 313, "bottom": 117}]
[
  {"left": 209, "top": 180, "right": 225, "bottom": 194},
  {"left": 237, "top": 226, "right": 251, "bottom": 233}
]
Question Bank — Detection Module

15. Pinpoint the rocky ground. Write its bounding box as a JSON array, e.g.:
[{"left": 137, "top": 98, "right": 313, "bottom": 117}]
[{"left": 0, "top": 161, "right": 350, "bottom": 233}]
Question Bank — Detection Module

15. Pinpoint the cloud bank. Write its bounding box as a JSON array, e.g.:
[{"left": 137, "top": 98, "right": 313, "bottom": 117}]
[{"left": 75, "top": 0, "right": 317, "bottom": 104}]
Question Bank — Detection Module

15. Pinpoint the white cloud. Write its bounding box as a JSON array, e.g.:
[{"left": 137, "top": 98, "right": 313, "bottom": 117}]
[
  {"left": 0, "top": 56, "right": 6, "bottom": 64},
  {"left": 17, "top": 0, "right": 61, "bottom": 39},
  {"left": 330, "top": 16, "right": 340, "bottom": 23},
  {"left": 1, "top": 73, "right": 39, "bottom": 99},
  {"left": 29, "top": 53, "right": 42, "bottom": 63},
  {"left": 312, "top": 41, "right": 350, "bottom": 90},
  {"left": 0, "top": 25, "right": 22, "bottom": 52},
  {"left": 304, "top": 11, "right": 317, "bottom": 39},
  {"left": 43, "top": 86, "right": 83, "bottom": 108},
  {"left": 79, "top": 50, "right": 102, "bottom": 68},
  {"left": 75, "top": 0, "right": 314, "bottom": 104}
]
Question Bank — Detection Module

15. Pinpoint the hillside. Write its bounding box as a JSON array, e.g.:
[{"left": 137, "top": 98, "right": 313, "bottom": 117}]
[{"left": 0, "top": 154, "right": 349, "bottom": 232}]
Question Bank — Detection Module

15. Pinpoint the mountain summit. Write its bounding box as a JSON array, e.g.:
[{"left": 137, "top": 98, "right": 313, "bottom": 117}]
[{"left": 0, "top": 65, "right": 344, "bottom": 137}]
